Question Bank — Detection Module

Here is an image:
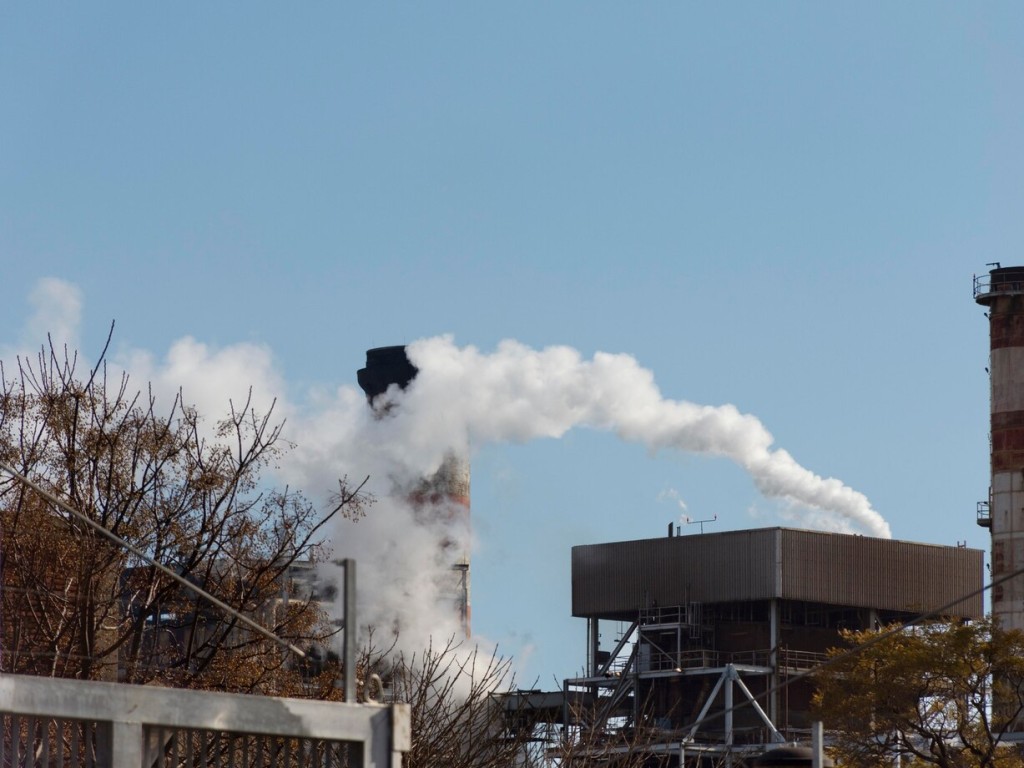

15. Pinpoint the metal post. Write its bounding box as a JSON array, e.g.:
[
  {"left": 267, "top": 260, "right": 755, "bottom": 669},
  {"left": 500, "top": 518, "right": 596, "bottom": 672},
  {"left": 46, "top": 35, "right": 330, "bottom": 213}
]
[
  {"left": 725, "top": 665, "right": 734, "bottom": 768},
  {"left": 587, "top": 618, "right": 599, "bottom": 676},
  {"left": 769, "top": 598, "right": 779, "bottom": 725},
  {"left": 724, "top": 666, "right": 734, "bottom": 747},
  {"left": 343, "top": 559, "right": 357, "bottom": 703},
  {"left": 812, "top": 721, "right": 824, "bottom": 768}
]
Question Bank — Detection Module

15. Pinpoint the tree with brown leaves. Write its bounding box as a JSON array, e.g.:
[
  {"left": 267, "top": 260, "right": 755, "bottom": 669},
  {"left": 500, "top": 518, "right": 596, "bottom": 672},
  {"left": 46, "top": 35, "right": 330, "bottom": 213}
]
[{"left": 0, "top": 335, "right": 369, "bottom": 697}]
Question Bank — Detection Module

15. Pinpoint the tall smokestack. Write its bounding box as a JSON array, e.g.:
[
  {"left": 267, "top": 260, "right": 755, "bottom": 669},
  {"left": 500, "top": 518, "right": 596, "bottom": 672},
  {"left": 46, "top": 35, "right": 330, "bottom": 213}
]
[
  {"left": 975, "top": 267, "right": 1024, "bottom": 634},
  {"left": 357, "top": 346, "right": 471, "bottom": 636}
]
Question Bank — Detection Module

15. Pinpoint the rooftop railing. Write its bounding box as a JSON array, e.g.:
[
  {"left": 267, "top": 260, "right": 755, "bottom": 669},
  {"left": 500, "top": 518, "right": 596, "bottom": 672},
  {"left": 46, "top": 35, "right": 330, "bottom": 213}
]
[{"left": 975, "top": 269, "right": 1024, "bottom": 302}]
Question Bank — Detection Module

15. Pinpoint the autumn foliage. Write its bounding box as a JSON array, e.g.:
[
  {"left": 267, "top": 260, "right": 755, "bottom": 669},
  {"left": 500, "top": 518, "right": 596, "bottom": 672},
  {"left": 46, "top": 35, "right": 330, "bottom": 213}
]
[
  {"left": 813, "top": 617, "right": 1024, "bottom": 768},
  {"left": 0, "top": 338, "right": 369, "bottom": 696}
]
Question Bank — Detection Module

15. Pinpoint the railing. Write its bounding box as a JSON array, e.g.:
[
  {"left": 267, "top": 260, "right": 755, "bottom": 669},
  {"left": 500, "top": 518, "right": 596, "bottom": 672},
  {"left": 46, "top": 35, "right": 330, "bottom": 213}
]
[
  {"left": 975, "top": 273, "right": 992, "bottom": 299},
  {"left": 605, "top": 655, "right": 632, "bottom": 677},
  {"left": 643, "top": 649, "right": 721, "bottom": 672},
  {"left": 639, "top": 646, "right": 828, "bottom": 674},
  {"left": 978, "top": 500, "right": 992, "bottom": 528},
  {"left": 727, "top": 650, "right": 772, "bottom": 668},
  {"left": 638, "top": 604, "right": 701, "bottom": 628},
  {"left": 777, "top": 648, "right": 828, "bottom": 672},
  {"left": 975, "top": 269, "right": 1024, "bottom": 301},
  {"left": 0, "top": 673, "right": 409, "bottom": 768}
]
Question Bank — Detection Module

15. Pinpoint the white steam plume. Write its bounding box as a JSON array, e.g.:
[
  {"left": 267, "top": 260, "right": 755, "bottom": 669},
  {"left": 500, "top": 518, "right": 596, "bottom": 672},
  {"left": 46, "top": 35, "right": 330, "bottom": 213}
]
[
  {"left": 328, "top": 337, "right": 889, "bottom": 538},
  {"left": 284, "top": 336, "right": 890, "bottom": 659},
  {"left": 5, "top": 281, "right": 890, "bottom": 669}
]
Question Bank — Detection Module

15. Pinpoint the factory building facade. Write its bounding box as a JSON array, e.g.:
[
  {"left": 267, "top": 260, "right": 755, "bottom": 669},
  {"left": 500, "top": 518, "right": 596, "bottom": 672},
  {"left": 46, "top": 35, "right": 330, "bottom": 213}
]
[{"left": 505, "top": 527, "right": 984, "bottom": 766}]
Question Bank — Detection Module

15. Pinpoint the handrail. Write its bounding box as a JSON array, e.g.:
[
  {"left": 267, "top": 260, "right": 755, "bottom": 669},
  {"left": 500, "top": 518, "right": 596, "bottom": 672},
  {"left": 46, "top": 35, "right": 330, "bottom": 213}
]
[
  {"left": 975, "top": 273, "right": 991, "bottom": 299},
  {"left": 777, "top": 648, "right": 828, "bottom": 671},
  {"left": 0, "top": 673, "right": 410, "bottom": 768},
  {"left": 975, "top": 269, "right": 1024, "bottom": 301}
]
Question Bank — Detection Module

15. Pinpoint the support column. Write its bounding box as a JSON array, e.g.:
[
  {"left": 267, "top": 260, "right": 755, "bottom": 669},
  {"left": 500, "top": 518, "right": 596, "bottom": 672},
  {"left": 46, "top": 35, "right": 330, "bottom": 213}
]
[
  {"left": 587, "top": 618, "right": 600, "bottom": 675},
  {"left": 725, "top": 666, "right": 735, "bottom": 768},
  {"left": 769, "top": 599, "right": 779, "bottom": 727}
]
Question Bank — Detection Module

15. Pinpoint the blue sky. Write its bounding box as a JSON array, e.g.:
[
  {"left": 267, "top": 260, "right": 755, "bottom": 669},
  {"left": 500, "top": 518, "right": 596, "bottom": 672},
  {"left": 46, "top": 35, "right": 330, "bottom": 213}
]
[{"left": 2, "top": 4, "right": 1022, "bottom": 686}]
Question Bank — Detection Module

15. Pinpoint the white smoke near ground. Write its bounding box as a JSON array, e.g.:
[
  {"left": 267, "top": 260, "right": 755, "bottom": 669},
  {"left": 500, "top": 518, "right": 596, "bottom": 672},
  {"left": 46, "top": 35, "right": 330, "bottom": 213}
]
[
  {"left": 281, "top": 391, "right": 474, "bottom": 656},
  {"left": 4, "top": 281, "right": 891, "bottom": 676}
]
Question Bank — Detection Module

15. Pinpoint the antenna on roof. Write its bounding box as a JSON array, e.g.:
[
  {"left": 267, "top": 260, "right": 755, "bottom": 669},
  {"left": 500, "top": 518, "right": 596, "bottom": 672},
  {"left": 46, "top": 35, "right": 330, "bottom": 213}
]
[{"left": 685, "top": 514, "right": 718, "bottom": 535}]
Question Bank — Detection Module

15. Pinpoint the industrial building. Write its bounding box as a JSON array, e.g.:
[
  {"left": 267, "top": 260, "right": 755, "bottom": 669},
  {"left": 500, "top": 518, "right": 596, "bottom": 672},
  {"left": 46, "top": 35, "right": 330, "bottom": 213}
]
[
  {"left": 507, "top": 527, "right": 983, "bottom": 766},
  {"left": 360, "top": 279, "right": 1008, "bottom": 764}
]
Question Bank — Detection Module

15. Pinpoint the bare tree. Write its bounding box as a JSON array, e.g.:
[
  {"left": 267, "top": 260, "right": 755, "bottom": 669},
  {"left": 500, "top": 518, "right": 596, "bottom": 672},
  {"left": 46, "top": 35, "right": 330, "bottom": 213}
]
[
  {"left": 356, "top": 633, "right": 526, "bottom": 768},
  {"left": 548, "top": 691, "right": 694, "bottom": 768},
  {"left": 0, "top": 335, "right": 369, "bottom": 696},
  {"left": 356, "top": 629, "right": 687, "bottom": 768}
]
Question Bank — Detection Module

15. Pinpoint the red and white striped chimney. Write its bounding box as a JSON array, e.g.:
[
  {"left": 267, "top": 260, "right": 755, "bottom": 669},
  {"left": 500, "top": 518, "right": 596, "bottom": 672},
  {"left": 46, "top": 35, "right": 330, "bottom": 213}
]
[{"left": 975, "top": 266, "right": 1024, "bottom": 632}]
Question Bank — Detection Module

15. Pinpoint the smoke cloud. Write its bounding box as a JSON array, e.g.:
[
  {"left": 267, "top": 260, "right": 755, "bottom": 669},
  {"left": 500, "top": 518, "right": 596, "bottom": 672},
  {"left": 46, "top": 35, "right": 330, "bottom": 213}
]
[
  {"left": 322, "top": 336, "right": 888, "bottom": 539},
  {"left": 5, "top": 281, "right": 891, "bottom": 668},
  {"left": 121, "top": 337, "right": 285, "bottom": 429},
  {"left": 283, "top": 335, "right": 890, "bottom": 658}
]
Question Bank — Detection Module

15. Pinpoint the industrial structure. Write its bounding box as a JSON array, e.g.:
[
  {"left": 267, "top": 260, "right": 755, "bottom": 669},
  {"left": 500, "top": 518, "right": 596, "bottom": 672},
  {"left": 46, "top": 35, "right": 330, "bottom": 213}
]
[
  {"left": 357, "top": 346, "right": 472, "bottom": 635},
  {"left": 975, "top": 266, "right": 1024, "bottom": 634},
  {"left": 508, "top": 527, "right": 983, "bottom": 766}
]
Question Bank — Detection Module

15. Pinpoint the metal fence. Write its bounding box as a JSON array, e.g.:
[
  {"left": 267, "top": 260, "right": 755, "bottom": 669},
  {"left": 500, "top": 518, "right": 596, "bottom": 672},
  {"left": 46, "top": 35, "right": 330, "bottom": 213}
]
[{"left": 0, "top": 674, "right": 409, "bottom": 768}]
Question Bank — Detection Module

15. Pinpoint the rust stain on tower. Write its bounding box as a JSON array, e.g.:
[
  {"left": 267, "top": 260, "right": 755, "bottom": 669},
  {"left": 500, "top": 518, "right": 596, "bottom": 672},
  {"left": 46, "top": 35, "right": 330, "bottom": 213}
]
[{"left": 357, "top": 346, "right": 472, "bottom": 636}]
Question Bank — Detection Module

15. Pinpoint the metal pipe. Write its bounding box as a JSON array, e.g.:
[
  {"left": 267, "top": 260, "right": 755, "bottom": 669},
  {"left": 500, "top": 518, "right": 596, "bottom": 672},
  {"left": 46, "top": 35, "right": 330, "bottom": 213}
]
[{"left": 343, "top": 559, "right": 357, "bottom": 703}]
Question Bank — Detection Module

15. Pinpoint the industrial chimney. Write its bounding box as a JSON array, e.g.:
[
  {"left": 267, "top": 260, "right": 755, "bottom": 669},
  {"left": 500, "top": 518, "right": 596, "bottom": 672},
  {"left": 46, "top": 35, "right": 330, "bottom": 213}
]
[
  {"left": 975, "top": 266, "right": 1024, "bottom": 634},
  {"left": 357, "top": 346, "right": 472, "bottom": 636}
]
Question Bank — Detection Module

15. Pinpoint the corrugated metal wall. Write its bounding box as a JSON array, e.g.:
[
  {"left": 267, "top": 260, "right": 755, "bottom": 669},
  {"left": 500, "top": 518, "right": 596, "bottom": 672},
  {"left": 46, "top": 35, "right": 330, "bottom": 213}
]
[
  {"left": 779, "top": 529, "right": 983, "bottom": 617},
  {"left": 571, "top": 528, "right": 983, "bottom": 619},
  {"left": 571, "top": 529, "right": 778, "bottom": 618}
]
